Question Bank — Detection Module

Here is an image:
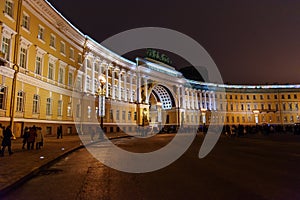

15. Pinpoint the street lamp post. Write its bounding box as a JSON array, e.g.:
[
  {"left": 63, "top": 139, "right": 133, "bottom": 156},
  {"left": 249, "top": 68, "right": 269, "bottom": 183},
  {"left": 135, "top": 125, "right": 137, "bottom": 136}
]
[{"left": 97, "top": 75, "right": 106, "bottom": 132}]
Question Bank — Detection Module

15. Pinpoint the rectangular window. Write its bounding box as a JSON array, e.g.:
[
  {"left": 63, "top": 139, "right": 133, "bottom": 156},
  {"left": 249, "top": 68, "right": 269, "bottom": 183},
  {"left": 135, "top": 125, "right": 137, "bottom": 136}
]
[
  {"left": 134, "top": 111, "right": 137, "bottom": 121},
  {"left": 87, "top": 59, "right": 92, "bottom": 68},
  {"left": 69, "top": 48, "right": 74, "bottom": 60},
  {"left": 268, "top": 104, "right": 271, "bottom": 110},
  {"left": 35, "top": 56, "right": 42, "bottom": 75},
  {"left": 50, "top": 34, "right": 56, "bottom": 48},
  {"left": 86, "top": 76, "right": 91, "bottom": 91},
  {"left": 128, "top": 111, "right": 131, "bottom": 120},
  {"left": 0, "top": 86, "right": 7, "bottom": 110},
  {"left": 283, "top": 104, "right": 286, "bottom": 111},
  {"left": 58, "top": 67, "right": 64, "bottom": 84},
  {"left": 37, "top": 25, "right": 44, "bottom": 40},
  {"left": 116, "top": 110, "right": 120, "bottom": 120},
  {"left": 48, "top": 62, "right": 54, "bottom": 80},
  {"left": 122, "top": 111, "right": 126, "bottom": 120},
  {"left": 46, "top": 98, "right": 52, "bottom": 115},
  {"left": 294, "top": 94, "right": 297, "bottom": 99},
  {"left": 246, "top": 95, "right": 249, "bottom": 100},
  {"left": 296, "top": 103, "right": 299, "bottom": 111},
  {"left": 78, "top": 53, "right": 82, "bottom": 64},
  {"left": 76, "top": 75, "right": 82, "bottom": 91},
  {"left": 22, "top": 13, "right": 30, "bottom": 30},
  {"left": 67, "top": 103, "right": 72, "bottom": 117},
  {"left": 60, "top": 41, "right": 65, "bottom": 54},
  {"left": 1, "top": 37, "right": 11, "bottom": 60},
  {"left": 76, "top": 104, "right": 81, "bottom": 118},
  {"left": 19, "top": 47, "right": 27, "bottom": 68},
  {"left": 281, "top": 95, "right": 285, "bottom": 99},
  {"left": 260, "top": 95, "right": 263, "bottom": 100},
  {"left": 87, "top": 106, "right": 91, "bottom": 119},
  {"left": 253, "top": 95, "right": 256, "bottom": 100},
  {"left": 288, "top": 94, "right": 291, "bottom": 99},
  {"left": 57, "top": 100, "right": 63, "bottom": 116},
  {"left": 289, "top": 103, "right": 293, "bottom": 111},
  {"left": 32, "top": 94, "right": 40, "bottom": 114},
  {"left": 261, "top": 104, "right": 264, "bottom": 110},
  {"left": 109, "top": 109, "right": 113, "bottom": 120},
  {"left": 16, "top": 91, "right": 25, "bottom": 112},
  {"left": 274, "top": 95, "right": 277, "bottom": 99},
  {"left": 68, "top": 71, "right": 73, "bottom": 86},
  {"left": 5, "top": 0, "right": 13, "bottom": 17}
]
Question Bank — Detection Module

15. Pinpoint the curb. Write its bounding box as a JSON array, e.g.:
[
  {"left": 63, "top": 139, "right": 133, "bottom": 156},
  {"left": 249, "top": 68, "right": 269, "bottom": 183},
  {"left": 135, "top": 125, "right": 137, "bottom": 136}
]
[{"left": 0, "top": 134, "right": 132, "bottom": 197}]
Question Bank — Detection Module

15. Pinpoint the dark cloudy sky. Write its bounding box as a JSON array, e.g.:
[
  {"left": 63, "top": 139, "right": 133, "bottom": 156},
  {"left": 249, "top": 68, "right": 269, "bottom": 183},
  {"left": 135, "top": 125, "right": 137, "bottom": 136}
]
[{"left": 47, "top": 0, "right": 300, "bottom": 85}]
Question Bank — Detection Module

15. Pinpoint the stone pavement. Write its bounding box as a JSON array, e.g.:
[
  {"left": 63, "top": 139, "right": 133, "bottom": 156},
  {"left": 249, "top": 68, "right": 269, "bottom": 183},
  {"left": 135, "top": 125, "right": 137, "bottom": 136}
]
[{"left": 0, "top": 132, "right": 128, "bottom": 195}]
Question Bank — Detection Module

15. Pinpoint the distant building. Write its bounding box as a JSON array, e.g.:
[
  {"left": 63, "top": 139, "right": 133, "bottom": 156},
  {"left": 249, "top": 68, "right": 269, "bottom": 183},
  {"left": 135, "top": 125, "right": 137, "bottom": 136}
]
[{"left": 0, "top": 0, "right": 299, "bottom": 137}]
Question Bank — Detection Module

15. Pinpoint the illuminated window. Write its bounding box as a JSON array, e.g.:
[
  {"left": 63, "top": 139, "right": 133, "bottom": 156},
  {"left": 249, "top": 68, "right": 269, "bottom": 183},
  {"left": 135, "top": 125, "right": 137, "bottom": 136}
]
[
  {"left": 76, "top": 103, "right": 81, "bottom": 118},
  {"left": 67, "top": 103, "right": 72, "bottom": 117},
  {"left": 37, "top": 25, "right": 44, "bottom": 40},
  {"left": 87, "top": 106, "right": 91, "bottom": 119}
]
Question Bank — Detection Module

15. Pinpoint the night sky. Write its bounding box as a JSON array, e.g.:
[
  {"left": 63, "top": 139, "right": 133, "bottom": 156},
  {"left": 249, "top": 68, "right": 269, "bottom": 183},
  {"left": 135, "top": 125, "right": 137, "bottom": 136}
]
[{"left": 47, "top": 0, "right": 300, "bottom": 85}]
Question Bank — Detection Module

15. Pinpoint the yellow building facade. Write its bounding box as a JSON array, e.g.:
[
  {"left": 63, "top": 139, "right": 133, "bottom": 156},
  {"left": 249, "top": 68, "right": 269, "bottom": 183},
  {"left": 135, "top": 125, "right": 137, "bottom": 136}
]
[{"left": 0, "top": 0, "right": 299, "bottom": 137}]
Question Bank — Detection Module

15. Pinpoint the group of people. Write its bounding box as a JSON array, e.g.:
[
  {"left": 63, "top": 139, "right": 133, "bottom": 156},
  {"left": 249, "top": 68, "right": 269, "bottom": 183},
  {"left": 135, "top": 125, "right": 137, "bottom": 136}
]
[{"left": 22, "top": 125, "right": 44, "bottom": 150}]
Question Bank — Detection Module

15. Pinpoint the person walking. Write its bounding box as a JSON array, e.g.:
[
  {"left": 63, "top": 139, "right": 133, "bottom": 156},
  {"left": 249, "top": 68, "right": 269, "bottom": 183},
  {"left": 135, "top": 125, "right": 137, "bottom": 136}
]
[
  {"left": 57, "top": 125, "right": 63, "bottom": 139},
  {"left": 22, "top": 127, "right": 30, "bottom": 149},
  {"left": 27, "top": 126, "right": 37, "bottom": 150},
  {"left": 1, "top": 126, "right": 13, "bottom": 156},
  {"left": 35, "top": 127, "right": 44, "bottom": 149}
]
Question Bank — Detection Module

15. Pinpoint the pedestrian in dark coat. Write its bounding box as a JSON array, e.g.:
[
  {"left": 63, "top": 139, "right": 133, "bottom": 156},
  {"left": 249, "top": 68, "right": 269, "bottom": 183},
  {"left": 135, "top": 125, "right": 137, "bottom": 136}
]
[
  {"left": 27, "top": 126, "right": 37, "bottom": 150},
  {"left": 22, "top": 127, "right": 30, "bottom": 149},
  {"left": 1, "top": 126, "right": 13, "bottom": 156}
]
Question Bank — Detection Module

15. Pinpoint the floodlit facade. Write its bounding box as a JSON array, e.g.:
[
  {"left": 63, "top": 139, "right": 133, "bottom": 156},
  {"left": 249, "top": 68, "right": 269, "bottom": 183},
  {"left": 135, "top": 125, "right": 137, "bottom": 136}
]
[{"left": 0, "top": 0, "right": 300, "bottom": 137}]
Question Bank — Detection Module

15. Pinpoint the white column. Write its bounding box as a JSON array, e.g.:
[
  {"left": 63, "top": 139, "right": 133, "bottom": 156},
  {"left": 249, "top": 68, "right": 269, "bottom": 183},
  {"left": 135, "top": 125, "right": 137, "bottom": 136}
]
[
  {"left": 134, "top": 74, "right": 138, "bottom": 102},
  {"left": 112, "top": 70, "right": 115, "bottom": 99},
  {"left": 137, "top": 73, "right": 141, "bottom": 103},
  {"left": 83, "top": 58, "right": 88, "bottom": 93},
  {"left": 204, "top": 91, "right": 207, "bottom": 109},
  {"left": 191, "top": 89, "right": 195, "bottom": 110},
  {"left": 144, "top": 77, "right": 148, "bottom": 104},
  {"left": 129, "top": 73, "right": 133, "bottom": 102},
  {"left": 195, "top": 90, "right": 199, "bottom": 110},
  {"left": 186, "top": 89, "right": 190, "bottom": 109},
  {"left": 124, "top": 72, "right": 127, "bottom": 102},
  {"left": 181, "top": 87, "right": 186, "bottom": 109},
  {"left": 105, "top": 65, "right": 109, "bottom": 98},
  {"left": 199, "top": 90, "right": 203, "bottom": 109},
  {"left": 91, "top": 60, "right": 95, "bottom": 94},
  {"left": 177, "top": 86, "right": 181, "bottom": 108},
  {"left": 209, "top": 92, "right": 212, "bottom": 110},
  {"left": 213, "top": 92, "right": 216, "bottom": 110},
  {"left": 118, "top": 71, "right": 122, "bottom": 101}
]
